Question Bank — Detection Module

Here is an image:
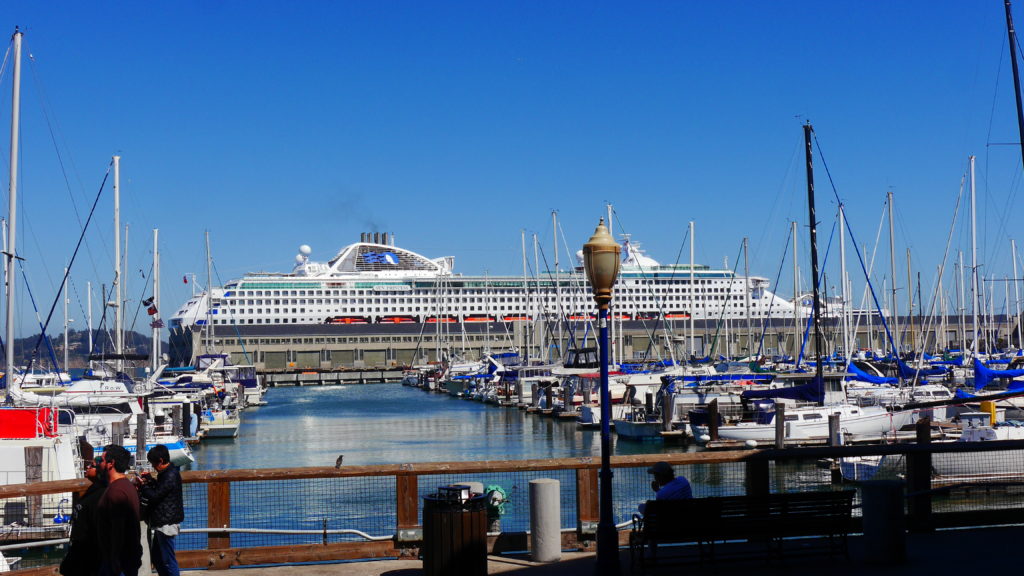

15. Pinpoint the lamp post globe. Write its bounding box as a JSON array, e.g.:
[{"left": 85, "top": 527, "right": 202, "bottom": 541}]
[{"left": 582, "top": 217, "right": 621, "bottom": 576}]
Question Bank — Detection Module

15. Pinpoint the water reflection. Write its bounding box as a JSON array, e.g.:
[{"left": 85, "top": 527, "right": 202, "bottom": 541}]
[{"left": 191, "top": 383, "right": 687, "bottom": 470}]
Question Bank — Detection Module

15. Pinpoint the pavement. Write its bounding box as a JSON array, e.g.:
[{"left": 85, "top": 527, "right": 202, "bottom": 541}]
[{"left": 215, "top": 525, "right": 1024, "bottom": 575}]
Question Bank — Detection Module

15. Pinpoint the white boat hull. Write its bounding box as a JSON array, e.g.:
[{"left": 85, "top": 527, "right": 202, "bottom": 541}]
[{"left": 703, "top": 405, "right": 912, "bottom": 442}]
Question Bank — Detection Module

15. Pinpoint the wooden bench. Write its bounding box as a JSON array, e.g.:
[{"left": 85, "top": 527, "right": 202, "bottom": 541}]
[{"left": 629, "top": 490, "right": 855, "bottom": 571}]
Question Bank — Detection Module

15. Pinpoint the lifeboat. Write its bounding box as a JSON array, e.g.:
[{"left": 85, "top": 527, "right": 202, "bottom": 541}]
[
  {"left": 326, "top": 316, "right": 370, "bottom": 325},
  {"left": 425, "top": 315, "right": 458, "bottom": 324},
  {"left": 501, "top": 315, "right": 532, "bottom": 322},
  {"left": 463, "top": 315, "right": 496, "bottom": 323},
  {"left": 379, "top": 315, "right": 416, "bottom": 324}
]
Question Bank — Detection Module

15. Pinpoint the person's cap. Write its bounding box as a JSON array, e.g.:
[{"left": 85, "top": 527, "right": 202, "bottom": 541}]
[{"left": 647, "top": 462, "right": 673, "bottom": 476}]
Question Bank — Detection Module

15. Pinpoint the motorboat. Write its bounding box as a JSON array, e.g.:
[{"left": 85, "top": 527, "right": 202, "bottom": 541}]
[{"left": 693, "top": 402, "right": 914, "bottom": 443}]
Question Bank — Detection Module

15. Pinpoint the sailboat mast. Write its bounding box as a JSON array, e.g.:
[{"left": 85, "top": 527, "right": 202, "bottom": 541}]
[
  {"left": 5, "top": 29, "right": 21, "bottom": 399},
  {"left": 839, "top": 205, "right": 850, "bottom": 359},
  {"left": 689, "top": 220, "right": 695, "bottom": 357},
  {"left": 803, "top": 123, "right": 825, "bottom": 387},
  {"left": 792, "top": 220, "right": 799, "bottom": 359},
  {"left": 743, "top": 237, "right": 752, "bottom": 356},
  {"left": 959, "top": 251, "right": 967, "bottom": 352},
  {"left": 970, "top": 155, "right": 980, "bottom": 356},
  {"left": 887, "top": 190, "right": 900, "bottom": 357},
  {"left": 552, "top": 211, "right": 561, "bottom": 361},
  {"left": 521, "top": 229, "right": 529, "bottom": 362},
  {"left": 205, "top": 230, "right": 213, "bottom": 354},
  {"left": 939, "top": 267, "right": 947, "bottom": 352},
  {"left": 1005, "top": 0, "right": 1024, "bottom": 175},
  {"left": 907, "top": 249, "right": 915, "bottom": 353},
  {"left": 152, "top": 228, "right": 161, "bottom": 372},
  {"left": 63, "top": 267, "right": 69, "bottom": 372},
  {"left": 1013, "top": 239, "right": 1022, "bottom": 348},
  {"left": 113, "top": 155, "right": 123, "bottom": 372},
  {"left": 87, "top": 281, "right": 93, "bottom": 364}
]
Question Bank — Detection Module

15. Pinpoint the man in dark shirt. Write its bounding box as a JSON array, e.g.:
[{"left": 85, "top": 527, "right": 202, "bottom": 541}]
[
  {"left": 139, "top": 445, "right": 184, "bottom": 576},
  {"left": 96, "top": 445, "right": 142, "bottom": 576},
  {"left": 60, "top": 442, "right": 105, "bottom": 576}
]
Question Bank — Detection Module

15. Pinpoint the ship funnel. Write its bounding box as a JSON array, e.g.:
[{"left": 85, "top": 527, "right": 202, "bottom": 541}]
[
  {"left": 373, "top": 232, "right": 380, "bottom": 244},
  {"left": 381, "top": 232, "right": 388, "bottom": 245},
  {"left": 360, "top": 233, "right": 366, "bottom": 242}
]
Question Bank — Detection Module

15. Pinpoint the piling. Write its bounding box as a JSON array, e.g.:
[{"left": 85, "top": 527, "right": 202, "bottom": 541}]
[
  {"left": 529, "top": 478, "right": 561, "bottom": 562},
  {"left": 662, "top": 393, "right": 674, "bottom": 432},
  {"left": 24, "top": 446, "right": 41, "bottom": 526},
  {"left": 708, "top": 398, "right": 719, "bottom": 441},
  {"left": 171, "top": 405, "right": 182, "bottom": 437},
  {"left": 828, "top": 413, "right": 841, "bottom": 446},
  {"left": 136, "top": 413, "right": 147, "bottom": 467},
  {"left": 774, "top": 403, "right": 786, "bottom": 448}
]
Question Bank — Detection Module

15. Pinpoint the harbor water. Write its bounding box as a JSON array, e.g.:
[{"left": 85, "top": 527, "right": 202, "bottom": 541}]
[
  {"left": 171, "top": 382, "right": 834, "bottom": 551},
  {"left": 188, "top": 382, "right": 693, "bottom": 470}
]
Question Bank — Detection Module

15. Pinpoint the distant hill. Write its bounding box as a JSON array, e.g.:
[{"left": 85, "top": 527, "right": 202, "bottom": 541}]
[{"left": 11, "top": 329, "right": 170, "bottom": 370}]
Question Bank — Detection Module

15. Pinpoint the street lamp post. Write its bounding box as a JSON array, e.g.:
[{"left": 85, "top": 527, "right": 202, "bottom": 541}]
[{"left": 583, "top": 218, "right": 621, "bottom": 576}]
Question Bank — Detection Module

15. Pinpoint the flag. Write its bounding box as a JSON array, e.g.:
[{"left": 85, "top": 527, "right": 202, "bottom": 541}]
[
  {"left": 183, "top": 275, "right": 188, "bottom": 284},
  {"left": 142, "top": 296, "right": 154, "bottom": 306},
  {"left": 147, "top": 305, "right": 158, "bottom": 316},
  {"left": 150, "top": 319, "right": 165, "bottom": 329}
]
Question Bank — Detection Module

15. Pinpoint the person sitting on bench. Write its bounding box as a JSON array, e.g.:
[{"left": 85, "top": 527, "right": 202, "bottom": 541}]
[{"left": 639, "top": 461, "right": 692, "bottom": 514}]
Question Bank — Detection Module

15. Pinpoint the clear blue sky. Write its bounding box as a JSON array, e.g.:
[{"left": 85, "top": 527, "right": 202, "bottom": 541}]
[{"left": 2, "top": 1, "right": 1023, "bottom": 338}]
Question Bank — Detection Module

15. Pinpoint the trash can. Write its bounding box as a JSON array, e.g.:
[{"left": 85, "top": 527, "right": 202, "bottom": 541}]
[{"left": 422, "top": 485, "right": 488, "bottom": 576}]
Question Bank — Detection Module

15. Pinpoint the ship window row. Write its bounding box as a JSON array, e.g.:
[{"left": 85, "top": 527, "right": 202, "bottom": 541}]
[{"left": 214, "top": 295, "right": 768, "bottom": 314}]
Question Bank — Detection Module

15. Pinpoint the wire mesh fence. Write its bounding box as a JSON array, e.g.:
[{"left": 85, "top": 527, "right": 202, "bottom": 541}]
[{"left": 5, "top": 441, "right": 1024, "bottom": 571}]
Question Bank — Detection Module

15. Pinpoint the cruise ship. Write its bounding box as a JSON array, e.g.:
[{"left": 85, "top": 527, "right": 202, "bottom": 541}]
[{"left": 168, "top": 232, "right": 803, "bottom": 369}]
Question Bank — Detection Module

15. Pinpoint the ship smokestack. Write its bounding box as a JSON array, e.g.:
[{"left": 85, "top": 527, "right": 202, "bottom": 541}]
[
  {"left": 391, "top": 232, "right": 396, "bottom": 246},
  {"left": 382, "top": 232, "right": 388, "bottom": 245},
  {"left": 373, "top": 232, "right": 380, "bottom": 244},
  {"left": 360, "top": 233, "right": 366, "bottom": 242}
]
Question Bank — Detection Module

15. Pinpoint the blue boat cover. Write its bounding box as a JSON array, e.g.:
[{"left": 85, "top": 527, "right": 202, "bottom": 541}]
[
  {"left": 845, "top": 362, "right": 897, "bottom": 385},
  {"left": 897, "top": 359, "right": 946, "bottom": 378},
  {"left": 973, "top": 358, "right": 1024, "bottom": 391}
]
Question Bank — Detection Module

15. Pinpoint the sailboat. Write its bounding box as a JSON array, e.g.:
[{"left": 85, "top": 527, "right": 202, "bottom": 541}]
[{"left": 694, "top": 124, "right": 914, "bottom": 444}]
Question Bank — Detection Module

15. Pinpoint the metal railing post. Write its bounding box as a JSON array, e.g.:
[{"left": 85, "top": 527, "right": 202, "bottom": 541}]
[{"left": 907, "top": 417, "right": 933, "bottom": 532}]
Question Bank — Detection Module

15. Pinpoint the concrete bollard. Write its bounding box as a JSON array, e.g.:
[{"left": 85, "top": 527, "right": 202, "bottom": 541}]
[
  {"left": 861, "top": 480, "right": 906, "bottom": 564},
  {"left": 529, "top": 478, "right": 561, "bottom": 562}
]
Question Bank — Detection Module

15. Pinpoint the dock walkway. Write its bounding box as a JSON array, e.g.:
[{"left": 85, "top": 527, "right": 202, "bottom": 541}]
[{"left": 220, "top": 525, "right": 1024, "bottom": 575}]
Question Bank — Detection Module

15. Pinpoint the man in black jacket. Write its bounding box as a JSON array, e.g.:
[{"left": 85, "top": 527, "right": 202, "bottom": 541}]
[
  {"left": 139, "top": 445, "right": 184, "bottom": 576},
  {"left": 60, "top": 442, "right": 105, "bottom": 576}
]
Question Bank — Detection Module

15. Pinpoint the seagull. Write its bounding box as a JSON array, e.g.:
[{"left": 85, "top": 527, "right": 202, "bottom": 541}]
[{"left": 335, "top": 455, "right": 344, "bottom": 468}]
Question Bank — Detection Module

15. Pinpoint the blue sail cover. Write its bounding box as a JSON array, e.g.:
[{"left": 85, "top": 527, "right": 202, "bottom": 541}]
[
  {"left": 973, "top": 358, "right": 1024, "bottom": 391},
  {"left": 845, "top": 362, "right": 897, "bottom": 385},
  {"left": 897, "top": 359, "right": 947, "bottom": 378},
  {"left": 954, "top": 388, "right": 977, "bottom": 399},
  {"left": 740, "top": 379, "right": 824, "bottom": 404}
]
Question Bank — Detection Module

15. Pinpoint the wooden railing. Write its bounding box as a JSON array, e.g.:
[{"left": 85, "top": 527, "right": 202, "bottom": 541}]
[{"left": 5, "top": 440, "right": 1024, "bottom": 573}]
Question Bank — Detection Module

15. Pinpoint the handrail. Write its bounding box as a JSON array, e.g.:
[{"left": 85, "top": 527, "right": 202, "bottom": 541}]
[{"left": 4, "top": 440, "right": 1024, "bottom": 497}]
